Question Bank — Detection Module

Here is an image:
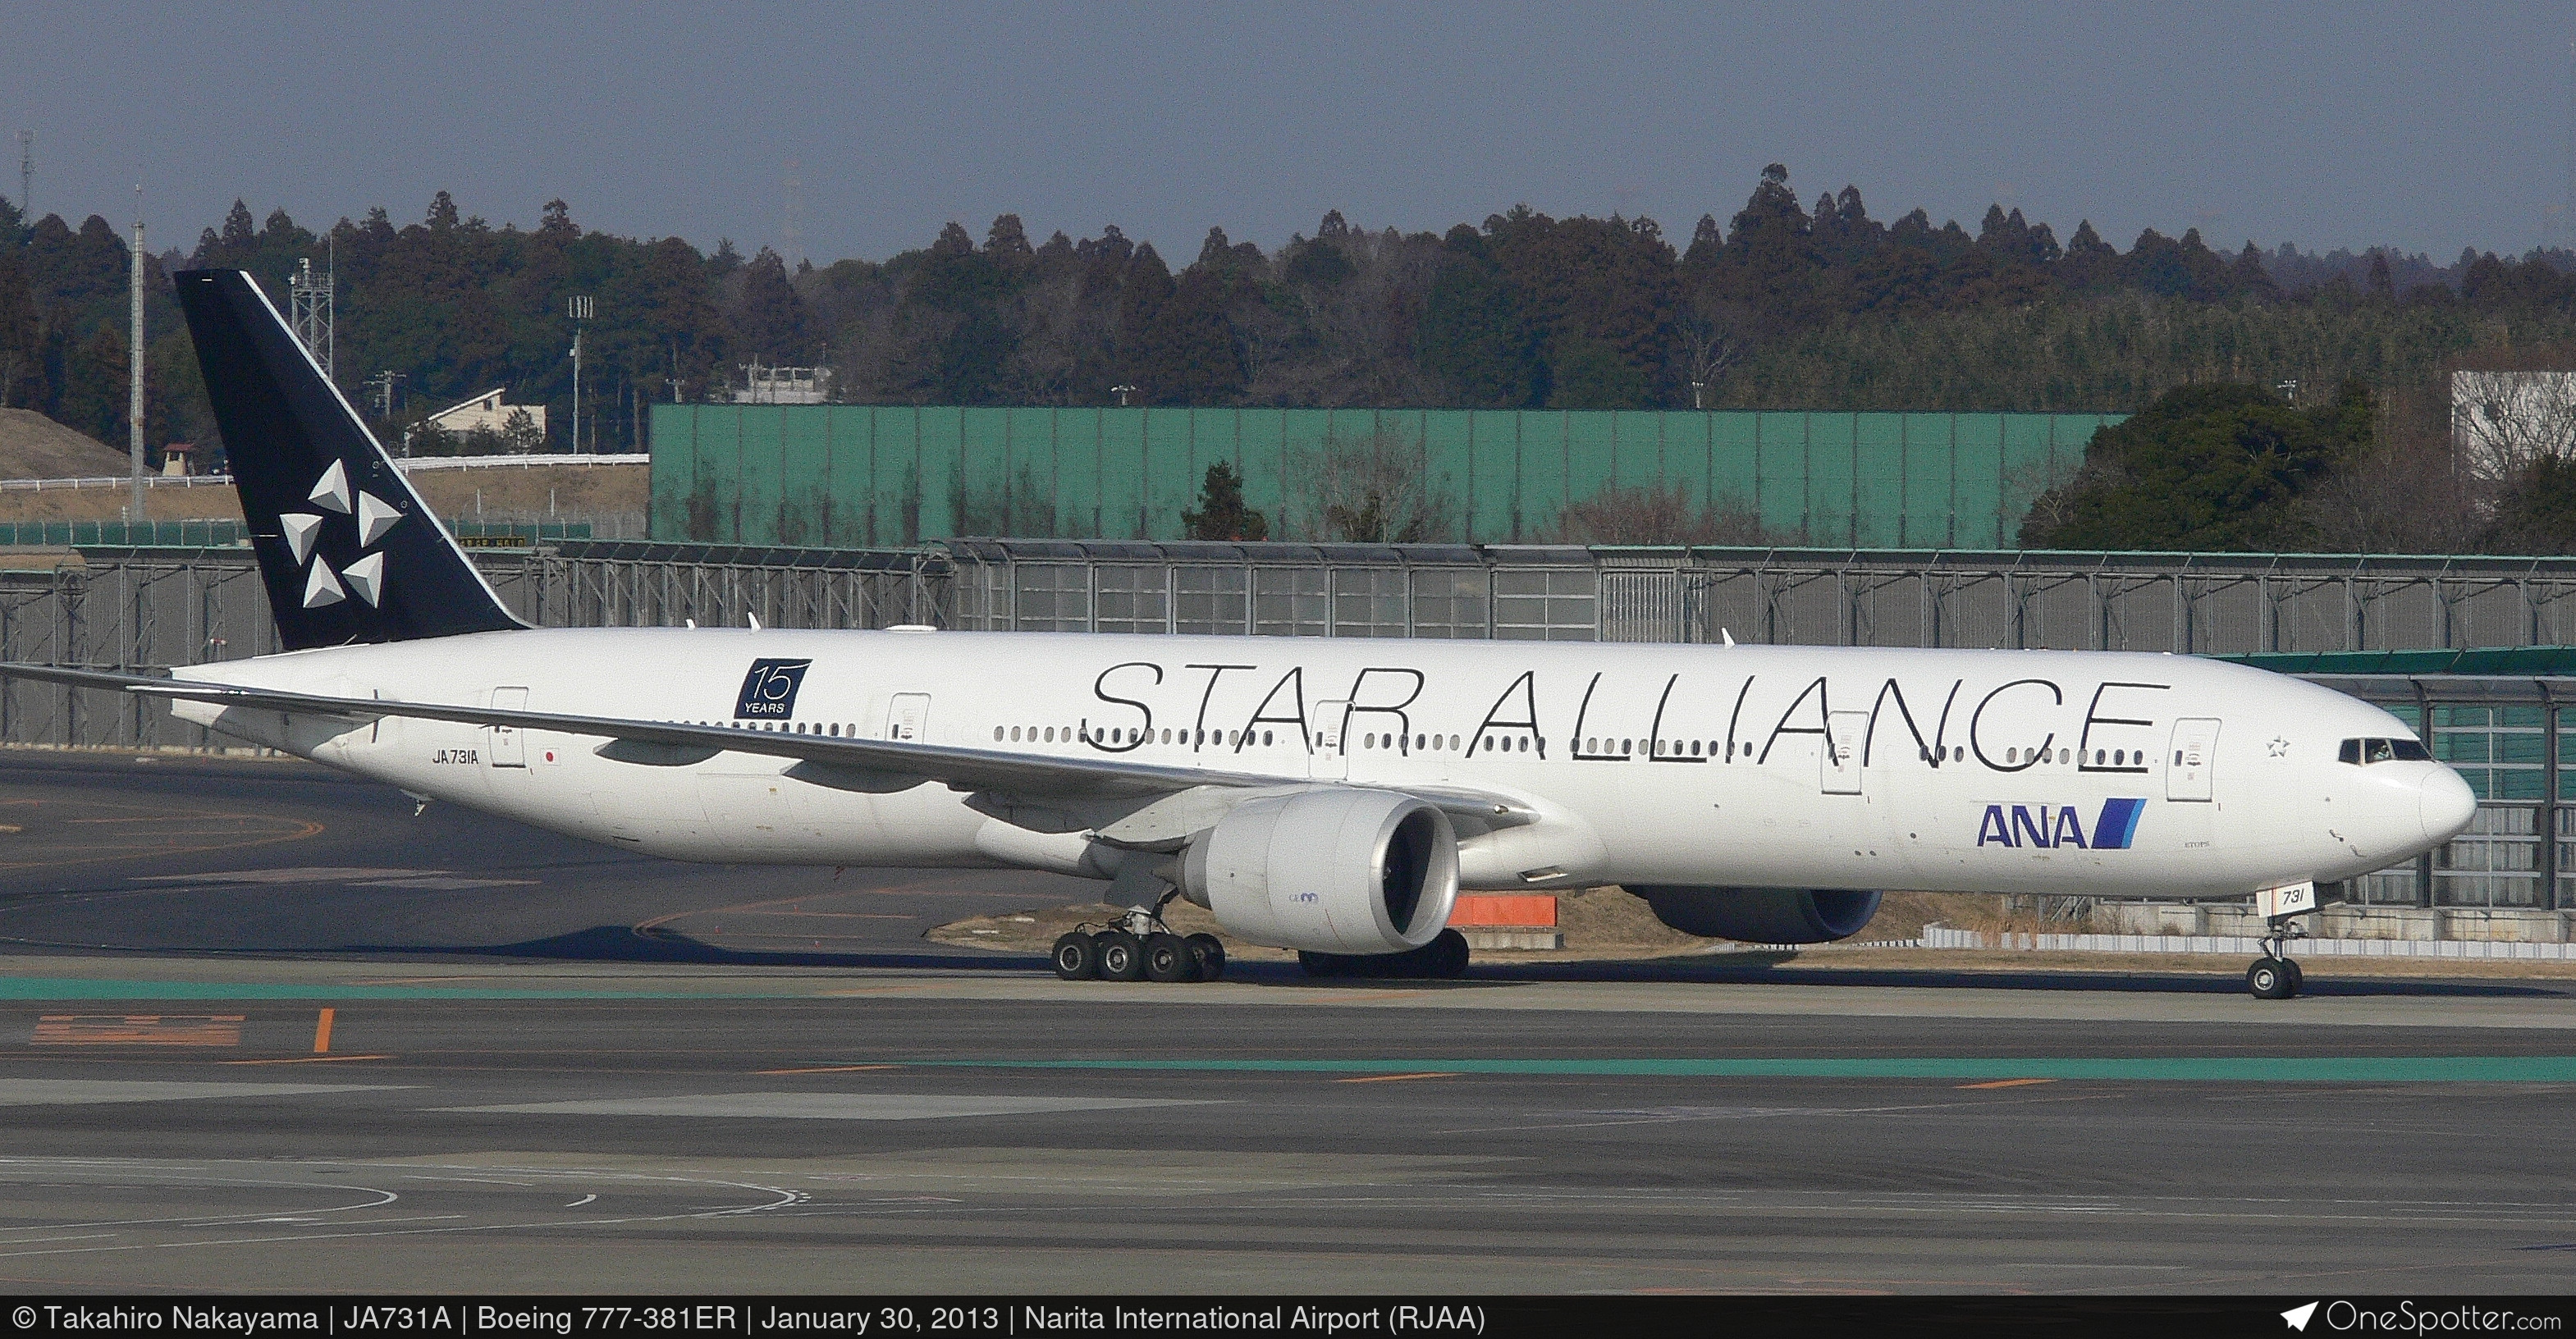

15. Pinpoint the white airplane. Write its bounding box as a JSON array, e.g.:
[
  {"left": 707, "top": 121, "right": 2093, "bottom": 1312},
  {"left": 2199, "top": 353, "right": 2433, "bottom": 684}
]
[{"left": 1, "top": 271, "right": 2478, "bottom": 999}]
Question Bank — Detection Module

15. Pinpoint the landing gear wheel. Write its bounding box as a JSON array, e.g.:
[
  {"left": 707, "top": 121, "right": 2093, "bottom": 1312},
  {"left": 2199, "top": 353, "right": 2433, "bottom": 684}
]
[
  {"left": 1096, "top": 930, "right": 1146, "bottom": 982},
  {"left": 1426, "top": 928, "right": 1471, "bottom": 979},
  {"left": 2246, "top": 957, "right": 2295, "bottom": 1000},
  {"left": 1185, "top": 933, "right": 1226, "bottom": 982},
  {"left": 2282, "top": 958, "right": 2304, "bottom": 995},
  {"left": 1142, "top": 932, "right": 1201, "bottom": 983},
  {"left": 1050, "top": 932, "right": 1100, "bottom": 981}
]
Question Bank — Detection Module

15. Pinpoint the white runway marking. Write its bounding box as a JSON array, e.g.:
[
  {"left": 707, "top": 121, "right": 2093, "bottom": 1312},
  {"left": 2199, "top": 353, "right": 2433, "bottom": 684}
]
[
  {"left": 0, "top": 1080, "right": 403, "bottom": 1107},
  {"left": 131, "top": 867, "right": 429, "bottom": 884},
  {"left": 438, "top": 1092, "right": 1217, "bottom": 1121}
]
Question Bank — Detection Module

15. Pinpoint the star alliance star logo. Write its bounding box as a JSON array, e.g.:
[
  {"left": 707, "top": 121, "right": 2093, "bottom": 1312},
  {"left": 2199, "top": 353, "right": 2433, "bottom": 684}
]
[{"left": 281, "top": 458, "right": 400, "bottom": 610}]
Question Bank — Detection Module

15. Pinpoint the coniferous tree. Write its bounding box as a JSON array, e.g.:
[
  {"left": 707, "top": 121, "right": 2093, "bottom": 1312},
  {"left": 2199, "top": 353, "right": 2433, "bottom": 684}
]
[{"left": 1182, "top": 459, "right": 1268, "bottom": 540}]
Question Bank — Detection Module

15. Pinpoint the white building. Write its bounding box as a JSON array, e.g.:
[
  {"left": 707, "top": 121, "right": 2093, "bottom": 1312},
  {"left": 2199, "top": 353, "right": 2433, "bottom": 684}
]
[
  {"left": 2452, "top": 370, "right": 2576, "bottom": 481},
  {"left": 407, "top": 389, "right": 547, "bottom": 450},
  {"left": 731, "top": 363, "right": 833, "bottom": 405}
]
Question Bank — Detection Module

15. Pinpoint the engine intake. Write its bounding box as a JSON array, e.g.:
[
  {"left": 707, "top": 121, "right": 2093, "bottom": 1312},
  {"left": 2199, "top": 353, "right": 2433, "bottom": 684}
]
[
  {"left": 1631, "top": 886, "right": 1883, "bottom": 944},
  {"left": 1181, "top": 788, "right": 1460, "bottom": 954}
]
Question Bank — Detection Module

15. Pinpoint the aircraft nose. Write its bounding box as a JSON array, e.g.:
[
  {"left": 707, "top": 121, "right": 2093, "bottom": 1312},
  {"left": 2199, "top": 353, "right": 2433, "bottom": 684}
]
[{"left": 2419, "top": 766, "right": 2478, "bottom": 846}]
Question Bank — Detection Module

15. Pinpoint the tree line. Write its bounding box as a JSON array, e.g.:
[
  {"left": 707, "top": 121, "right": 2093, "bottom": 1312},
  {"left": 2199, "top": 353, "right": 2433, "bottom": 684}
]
[{"left": 2, "top": 166, "right": 2574, "bottom": 552}]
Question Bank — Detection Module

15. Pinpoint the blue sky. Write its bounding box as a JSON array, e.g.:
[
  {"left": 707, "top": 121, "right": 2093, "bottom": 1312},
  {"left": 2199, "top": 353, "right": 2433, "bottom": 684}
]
[{"left": 8, "top": 2, "right": 2572, "bottom": 263}]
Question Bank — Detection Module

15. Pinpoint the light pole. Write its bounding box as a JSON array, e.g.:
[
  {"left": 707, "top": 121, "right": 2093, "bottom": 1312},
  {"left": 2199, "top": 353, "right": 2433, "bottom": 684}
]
[
  {"left": 567, "top": 295, "right": 593, "bottom": 452},
  {"left": 1111, "top": 383, "right": 1136, "bottom": 408},
  {"left": 127, "top": 197, "right": 144, "bottom": 523}
]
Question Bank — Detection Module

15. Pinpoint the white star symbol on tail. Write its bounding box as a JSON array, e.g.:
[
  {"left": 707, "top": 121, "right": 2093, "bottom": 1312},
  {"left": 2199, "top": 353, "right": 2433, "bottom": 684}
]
[
  {"left": 308, "top": 459, "right": 351, "bottom": 513},
  {"left": 286, "top": 462, "right": 402, "bottom": 610},
  {"left": 342, "top": 552, "right": 386, "bottom": 606},
  {"left": 302, "top": 560, "right": 345, "bottom": 608}
]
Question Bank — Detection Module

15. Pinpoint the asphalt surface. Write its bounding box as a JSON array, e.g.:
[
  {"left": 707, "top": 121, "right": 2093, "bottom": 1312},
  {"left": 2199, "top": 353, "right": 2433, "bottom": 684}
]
[{"left": 0, "top": 749, "right": 2573, "bottom": 1294}]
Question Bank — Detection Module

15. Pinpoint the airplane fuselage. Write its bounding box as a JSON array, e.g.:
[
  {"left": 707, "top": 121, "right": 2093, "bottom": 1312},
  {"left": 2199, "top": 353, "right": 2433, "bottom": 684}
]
[{"left": 172, "top": 628, "right": 2473, "bottom": 901}]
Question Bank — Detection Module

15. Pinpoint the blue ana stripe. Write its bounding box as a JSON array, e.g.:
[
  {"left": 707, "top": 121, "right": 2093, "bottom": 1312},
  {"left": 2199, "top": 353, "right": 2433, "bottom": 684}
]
[{"left": 2093, "top": 797, "right": 2146, "bottom": 849}]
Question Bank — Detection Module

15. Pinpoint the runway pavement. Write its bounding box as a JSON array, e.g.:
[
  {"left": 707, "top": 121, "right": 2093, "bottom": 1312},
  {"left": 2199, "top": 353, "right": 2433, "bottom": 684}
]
[{"left": 0, "top": 749, "right": 2573, "bottom": 1294}]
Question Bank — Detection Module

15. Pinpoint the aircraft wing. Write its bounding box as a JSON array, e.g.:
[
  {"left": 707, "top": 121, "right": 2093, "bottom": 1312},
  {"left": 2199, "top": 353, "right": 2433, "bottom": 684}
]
[{"left": 0, "top": 663, "right": 1535, "bottom": 829}]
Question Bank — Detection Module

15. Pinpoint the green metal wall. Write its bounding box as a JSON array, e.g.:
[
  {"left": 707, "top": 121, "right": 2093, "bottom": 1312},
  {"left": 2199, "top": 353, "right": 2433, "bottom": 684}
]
[{"left": 647, "top": 405, "right": 2125, "bottom": 548}]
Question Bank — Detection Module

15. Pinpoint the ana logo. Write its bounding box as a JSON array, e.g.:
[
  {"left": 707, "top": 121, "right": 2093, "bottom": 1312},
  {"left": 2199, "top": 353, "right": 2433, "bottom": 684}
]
[
  {"left": 734, "top": 658, "right": 812, "bottom": 719},
  {"left": 1977, "top": 797, "right": 2146, "bottom": 850},
  {"left": 280, "top": 458, "right": 402, "bottom": 610}
]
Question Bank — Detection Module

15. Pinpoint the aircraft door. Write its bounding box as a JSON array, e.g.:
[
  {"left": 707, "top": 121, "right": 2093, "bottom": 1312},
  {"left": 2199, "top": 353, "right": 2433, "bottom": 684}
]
[
  {"left": 488, "top": 687, "right": 528, "bottom": 768},
  {"left": 886, "top": 692, "right": 931, "bottom": 742},
  {"left": 1309, "top": 699, "right": 1350, "bottom": 781},
  {"left": 1823, "top": 710, "right": 1866, "bottom": 794},
  {"left": 2167, "top": 718, "right": 2219, "bottom": 802}
]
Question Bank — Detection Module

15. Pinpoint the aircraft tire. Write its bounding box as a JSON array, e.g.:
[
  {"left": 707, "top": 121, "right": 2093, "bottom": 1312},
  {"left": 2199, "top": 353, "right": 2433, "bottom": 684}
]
[
  {"left": 2246, "top": 958, "right": 2292, "bottom": 1000},
  {"left": 1143, "top": 932, "right": 1201, "bottom": 983},
  {"left": 1428, "top": 929, "right": 1471, "bottom": 979},
  {"left": 1051, "top": 932, "right": 1100, "bottom": 981},
  {"left": 1096, "top": 930, "right": 1146, "bottom": 982},
  {"left": 2282, "top": 957, "right": 2304, "bottom": 996},
  {"left": 1185, "top": 934, "right": 1226, "bottom": 982}
]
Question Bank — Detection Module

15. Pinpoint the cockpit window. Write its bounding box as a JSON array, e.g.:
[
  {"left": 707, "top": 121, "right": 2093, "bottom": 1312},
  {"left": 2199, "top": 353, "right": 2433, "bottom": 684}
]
[{"left": 2340, "top": 737, "right": 2430, "bottom": 765}]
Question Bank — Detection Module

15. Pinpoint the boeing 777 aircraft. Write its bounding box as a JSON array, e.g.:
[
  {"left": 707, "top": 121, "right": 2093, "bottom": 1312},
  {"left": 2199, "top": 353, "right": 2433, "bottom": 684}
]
[{"left": 0, "top": 270, "right": 2479, "bottom": 999}]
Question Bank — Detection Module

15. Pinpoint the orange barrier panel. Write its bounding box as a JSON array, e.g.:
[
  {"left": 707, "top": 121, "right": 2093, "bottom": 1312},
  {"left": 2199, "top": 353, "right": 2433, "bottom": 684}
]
[{"left": 1448, "top": 894, "right": 1558, "bottom": 928}]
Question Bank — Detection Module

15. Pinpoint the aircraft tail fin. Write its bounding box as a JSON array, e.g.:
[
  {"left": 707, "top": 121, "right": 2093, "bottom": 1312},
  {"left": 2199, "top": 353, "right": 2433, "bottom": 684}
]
[{"left": 172, "top": 268, "right": 528, "bottom": 651}]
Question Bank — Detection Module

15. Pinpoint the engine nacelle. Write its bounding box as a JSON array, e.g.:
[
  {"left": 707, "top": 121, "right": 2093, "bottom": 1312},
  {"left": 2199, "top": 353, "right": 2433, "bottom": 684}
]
[
  {"left": 1631, "top": 886, "right": 1883, "bottom": 944},
  {"left": 1181, "top": 788, "right": 1460, "bottom": 954}
]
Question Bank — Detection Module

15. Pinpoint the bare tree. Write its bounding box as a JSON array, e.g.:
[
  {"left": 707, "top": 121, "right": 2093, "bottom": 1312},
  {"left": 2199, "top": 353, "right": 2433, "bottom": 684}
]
[
  {"left": 1675, "top": 293, "right": 1755, "bottom": 407},
  {"left": 1293, "top": 426, "right": 1457, "bottom": 542},
  {"left": 2450, "top": 365, "right": 2576, "bottom": 483},
  {"left": 1553, "top": 481, "right": 1780, "bottom": 546},
  {"left": 2298, "top": 431, "right": 2487, "bottom": 552}
]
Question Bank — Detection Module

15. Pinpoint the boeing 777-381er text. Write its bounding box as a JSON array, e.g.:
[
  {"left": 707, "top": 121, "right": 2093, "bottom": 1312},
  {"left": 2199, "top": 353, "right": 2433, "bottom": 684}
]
[{"left": 0, "top": 271, "right": 2480, "bottom": 999}]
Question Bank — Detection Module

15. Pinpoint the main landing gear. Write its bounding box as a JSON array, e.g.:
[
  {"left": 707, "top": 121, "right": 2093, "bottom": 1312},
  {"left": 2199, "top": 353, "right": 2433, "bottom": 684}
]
[
  {"left": 1052, "top": 898, "right": 1225, "bottom": 984},
  {"left": 1299, "top": 929, "right": 1472, "bottom": 981},
  {"left": 2246, "top": 921, "right": 2308, "bottom": 1001}
]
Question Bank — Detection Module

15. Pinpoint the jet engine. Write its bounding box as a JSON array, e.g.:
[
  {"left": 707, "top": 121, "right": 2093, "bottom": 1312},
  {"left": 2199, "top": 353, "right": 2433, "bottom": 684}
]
[
  {"left": 1180, "top": 788, "right": 1460, "bottom": 954},
  {"left": 1631, "top": 886, "right": 1883, "bottom": 944}
]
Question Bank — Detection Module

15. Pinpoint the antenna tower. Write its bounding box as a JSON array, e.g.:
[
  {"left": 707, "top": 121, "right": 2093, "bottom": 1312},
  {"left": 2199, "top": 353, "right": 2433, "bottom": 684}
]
[
  {"left": 290, "top": 254, "right": 335, "bottom": 382},
  {"left": 16, "top": 130, "right": 30, "bottom": 224},
  {"left": 782, "top": 159, "right": 803, "bottom": 268}
]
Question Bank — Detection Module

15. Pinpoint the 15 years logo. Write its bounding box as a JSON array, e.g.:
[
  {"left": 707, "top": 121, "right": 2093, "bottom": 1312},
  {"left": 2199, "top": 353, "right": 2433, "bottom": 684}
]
[{"left": 734, "top": 658, "right": 812, "bottom": 719}]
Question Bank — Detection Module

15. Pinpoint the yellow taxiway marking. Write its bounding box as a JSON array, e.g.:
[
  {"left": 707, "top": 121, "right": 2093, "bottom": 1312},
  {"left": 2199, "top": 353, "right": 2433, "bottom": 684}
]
[
  {"left": 313, "top": 1008, "right": 335, "bottom": 1054},
  {"left": 219, "top": 1053, "right": 392, "bottom": 1066},
  {"left": 1334, "top": 1072, "right": 1462, "bottom": 1085},
  {"left": 1956, "top": 1077, "right": 2058, "bottom": 1090},
  {"left": 755, "top": 1063, "right": 904, "bottom": 1075}
]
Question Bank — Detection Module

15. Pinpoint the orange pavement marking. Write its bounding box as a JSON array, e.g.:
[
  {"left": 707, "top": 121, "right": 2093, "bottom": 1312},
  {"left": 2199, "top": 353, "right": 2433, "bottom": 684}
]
[
  {"left": 312, "top": 1008, "right": 335, "bottom": 1054},
  {"left": 33, "top": 1015, "right": 243, "bottom": 1046},
  {"left": 756, "top": 1064, "right": 904, "bottom": 1075},
  {"left": 219, "top": 1053, "right": 392, "bottom": 1065},
  {"left": 1956, "top": 1078, "right": 2058, "bottom": 1090},
  {"left": 1334, "top": 1072, "right": 1461, "bottom": 1084}
]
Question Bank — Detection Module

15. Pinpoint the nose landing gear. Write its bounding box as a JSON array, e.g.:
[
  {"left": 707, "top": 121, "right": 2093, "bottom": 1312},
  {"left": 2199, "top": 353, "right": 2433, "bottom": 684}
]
[
  {"left": 2246, "top": 921, "right": 2308, "bottom": 1000},
  {"left": 2244, "top": 880, "right": 2328, "bottom": 999}
]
